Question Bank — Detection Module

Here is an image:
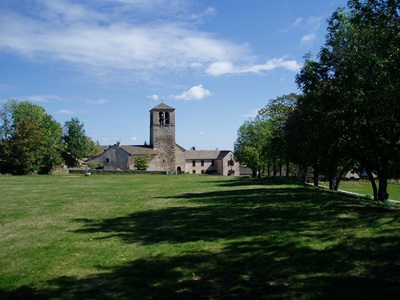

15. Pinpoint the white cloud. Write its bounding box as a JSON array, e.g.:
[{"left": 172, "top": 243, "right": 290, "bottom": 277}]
[
  {"left": 242, "top": 109, "right": 259, "bottom": 118},
  {"left": 292, "top": 17, "right": 304, "bottom": 27},
  {"left": 85, "top": 99, "right": 108, "bottom": 105},
  {"left": 0, "top": 0, "right": 315, "bottom": 87},
  {"left": 291, "top": 16, "right": 323, "bottom": 48},
  {"left": 300, "top": 34, "right": 316, "bottom": 46},
  {"left": 130, "top": 136, "right": 138, "bottom": 141},
  {"left": 26, "top": 95, "right": 64, "bottom": 102},
  {"left": 292, "top": 16, "right": 322, "bottom": 31},
  {"left": 55, "top": 109, "right": 75, "bottom": 115},
  {"left": 147, "top": 94, "right": 159, "bottom": 101},
  {"left": 206, "top": 57, "right": 301, "bottom": 76},
  {"left": 55, "top": 108, "right": 87, "bottom": 115},
  {"left": 206, "top": 61, "right": 236, "bottom": 76},
  {"left": 174, "top": 85, "right": 211, "bottom": 101},
  {"left": 0, "top": 1, "right": 249, "bottom": 81},
  {"left": 0, "top": 0, "right": 299, "bottom": 81}
]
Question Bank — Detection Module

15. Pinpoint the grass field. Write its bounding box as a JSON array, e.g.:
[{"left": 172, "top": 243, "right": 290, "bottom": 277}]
[
  {"left": 1, "top": 174, "right": 399, "bottom": 299},
  {"left": 337, "top": 179, "right": 400, "bottom": 201}
]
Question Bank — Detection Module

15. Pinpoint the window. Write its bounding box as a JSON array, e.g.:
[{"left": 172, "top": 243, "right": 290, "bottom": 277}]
[
  {"left": 211, "top": 160, "right": 215, "bottom": 166},
  {"left": 105, "top": 158, "right": 110, "bottom": 163},
  {"left": 165, "top": 112, "right": 170, "bottom": 124},
  {"left": 192, "top": 160, "right": 196, "bottom": 166},
  {"left": 192, "top": 170, "right": 196, "bottom": 174},
  {"left": 159, "top": 112, "right": 164, "bottom": 124},
  {"left": 227, "top": 160, "right": 234, "bottom": 166},
  {"left": 201, "top": 170, "right": 205, "bottom": 174},
  {"left": 201, "top": 160, "right": 204, "bottom": 166}
]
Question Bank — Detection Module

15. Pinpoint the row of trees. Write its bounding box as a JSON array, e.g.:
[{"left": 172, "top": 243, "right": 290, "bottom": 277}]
[
  {"left": 0, "top": 100, "right": 98, "bottom": 175},
  {"left": 234, "top": 0, "right": 400, "bottom": 201}
]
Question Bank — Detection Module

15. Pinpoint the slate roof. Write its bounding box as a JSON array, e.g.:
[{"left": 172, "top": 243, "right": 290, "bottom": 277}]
[
  {"left": 98, "top": 145, "right": 158, "bottom": 155},
  {"left": 121, "top": 145, "right": 158, "bottom": 155},
  {"left": 150, "top": 103, "right": 175, "bottom": 111},
  {"left": 184, "top": 150, "right": 232, "bottom": 160}
]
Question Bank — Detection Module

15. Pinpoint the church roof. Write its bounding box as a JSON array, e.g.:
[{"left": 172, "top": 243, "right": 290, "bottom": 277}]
[
  {"left": 185, "top": 150, "right": 232, "bottom": 160},
  {"left": 98, "top": 144, "right": 158, "bottom": 155},
  {"left": 151, "top": 102, "right": 175, "bottom": 111},
  {"left": 120, "top": 145, "right": 158, "bottom": 155}
]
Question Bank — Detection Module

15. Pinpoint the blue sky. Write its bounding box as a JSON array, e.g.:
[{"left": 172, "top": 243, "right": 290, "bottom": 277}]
[{"left": 0, "top": 0, "right": 347, "bottom": 150}]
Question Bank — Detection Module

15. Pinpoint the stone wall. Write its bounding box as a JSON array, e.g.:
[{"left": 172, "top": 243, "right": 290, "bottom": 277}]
[
  {"left": 152, "top": 125, "right": 176, "bottom": 172},
  {"left": 69, "top": 169, "right": 167, "bottom": 175}
]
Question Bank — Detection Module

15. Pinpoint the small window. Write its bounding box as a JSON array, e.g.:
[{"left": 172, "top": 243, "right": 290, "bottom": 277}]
[
  {"left": 211, "top": 160, "right": 215, "bottom": 166},
  {"left": 201, "top": 170, "right": 205, "bottom": 174},
  {"left": 159, "top": 112, "right": 164, "bottom": 124},
  {"left": 192, "top": 160, "right": 196, "bottom": 167},
  {"left": 106, "top": 158, "right": 110, "bottom": 163},
  {"left": 192, "top": 170, "right": 196, "bottom": 174},
  {"left": 165, "top": 112, "right": 170, "bottom": 124},
  {"left": 201, "top": 160, "right": 204, "bottom": 166}
]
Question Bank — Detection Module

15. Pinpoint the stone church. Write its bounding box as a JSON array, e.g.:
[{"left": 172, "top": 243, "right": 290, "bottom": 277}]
[{"left": 88, "top": 103, "right": 240, "bottom": 175}]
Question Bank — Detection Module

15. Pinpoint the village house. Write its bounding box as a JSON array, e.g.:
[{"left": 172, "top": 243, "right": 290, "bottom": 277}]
[{"left": 87, "top": 103, "right": 240, "bottom": 175}]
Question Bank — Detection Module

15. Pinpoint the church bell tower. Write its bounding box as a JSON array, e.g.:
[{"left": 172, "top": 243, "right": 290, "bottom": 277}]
[{"left": 150, "top": 103, "right": 176, "bottom": 172}]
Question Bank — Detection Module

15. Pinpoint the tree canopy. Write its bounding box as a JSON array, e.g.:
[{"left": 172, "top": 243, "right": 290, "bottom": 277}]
[
  {"left": 235, "top": 0, "right": 400, "bottom": 201},
  {"left": 62, "top": 118, "right": 97, "bottom": 167},
  {"left": 0, "top": 100, "right": 64, "bottom": 174},
  {"left": 0, "top": 100, "right": 94, "bottom": 174},
  {"left": 295, "top": 0, "right": 400, "bottom": 200},
  {"left": 234, "top": 94, "right": 298, "bottom": 177}
]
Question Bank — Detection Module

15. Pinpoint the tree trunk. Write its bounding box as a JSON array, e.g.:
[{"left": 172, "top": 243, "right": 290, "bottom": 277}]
[
  {"left": 298, "top": 166, "right": 307, "bottom": 185},
  {"left": 367, "top": 169, "right": 378, "bottom": 201},
  {"left": 377, "top": 169, "right": 389, "bottom": 201},
  {"left": 313, "top": 163, "right": 319, "bottom": 186},
  {"left": 285, "top": 160, "right": 290, "bottom": 178},
  {"left": 334, "top": 162, "right": 353, "bottom": 191},
  {"left": 328, "top": 161, "right": 352, "bottom": 191},
  {"left": 328, "top": 164, "right": 337, "bottom": 190}
]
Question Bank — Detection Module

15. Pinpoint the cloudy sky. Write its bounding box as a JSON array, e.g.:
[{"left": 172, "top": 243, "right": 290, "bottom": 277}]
[{"left": 0, "top": 0, "right": 347, "bottom": 150}]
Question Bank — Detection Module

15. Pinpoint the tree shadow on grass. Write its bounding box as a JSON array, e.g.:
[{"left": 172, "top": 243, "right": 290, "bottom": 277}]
[
  {"left": 1, "top": 236, "right": 399, "bottom": 299},
  {"left": 74, "top": 186, "right": 398, "bottom": 245},
  {"left": 2, "top": 186, "right": 399, "bottom": 299},
  {"left": 204, "top": 176, "right": 301, "bottom": 188},
  {"left": 72, "top": 188, "right": 334, "bottom": 244}
]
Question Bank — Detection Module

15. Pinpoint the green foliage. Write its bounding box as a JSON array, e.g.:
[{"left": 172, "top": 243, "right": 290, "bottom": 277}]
[
  {"left": 294, "top": 0, "right": 400, "bottom": 200},
  {"left": 259, "top": 93, "right": 298, "bottom": 176},
  {"left": 0, "top": 100, "right": 63, "bottom": 174},
  {"left": 62, "top": 117, "right": 97, "bottom": 167},
  {"left": 134, "top": 156, "right": 149, "bottom": 170},
  {"left": 0, "top": 101, "right": 99, "bottom": 173},
  {"left": 234, "top": 118, "right": 270, "bottom": 176},
  {"left": 234, "top": 94, "right": 298, "bottom": 177}
]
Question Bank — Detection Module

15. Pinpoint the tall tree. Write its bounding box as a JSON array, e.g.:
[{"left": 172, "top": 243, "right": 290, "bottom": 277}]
[
  {"left": 0, "top": 100, "right": 63, "bottom": 174},
  {"left": 258, "top": 93, "right": 298, "bottom": 177},
  {"left": 62, "top": 118, "right": 97, "bottom": 167},
  {"left": 321, "top": 0, "right": 400, "bottom": 200},
  {"left": 234, "top": 118, "right": 270, "bottom": 177},
  {"left": 295, "top": 57, "right": 354, "bottom": 190},
  {"left": 294, "top": 0, "right": 400, "bottom": 200}
]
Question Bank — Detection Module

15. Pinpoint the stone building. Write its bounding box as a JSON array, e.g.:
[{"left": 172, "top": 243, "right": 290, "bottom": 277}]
[{"left": 87, "top": 103, "right": 239, "bottom": 175}]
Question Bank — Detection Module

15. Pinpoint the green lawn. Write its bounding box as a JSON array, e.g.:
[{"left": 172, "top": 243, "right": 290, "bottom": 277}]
[
  {"left": 337, "top": 179, "right": 400, "bottom": 201},
  {"left": 1, "top": 174, "right": 399, "bottom": 299}
]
